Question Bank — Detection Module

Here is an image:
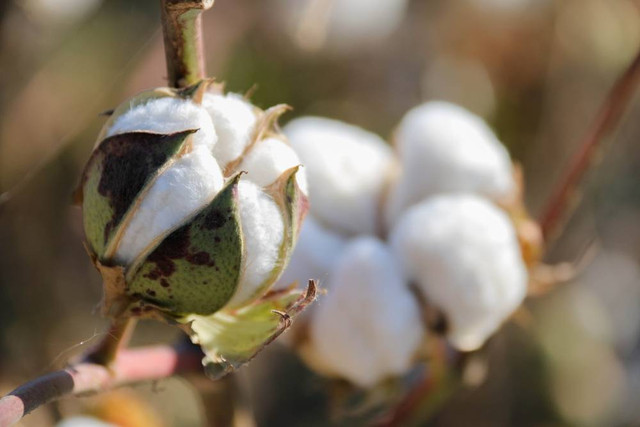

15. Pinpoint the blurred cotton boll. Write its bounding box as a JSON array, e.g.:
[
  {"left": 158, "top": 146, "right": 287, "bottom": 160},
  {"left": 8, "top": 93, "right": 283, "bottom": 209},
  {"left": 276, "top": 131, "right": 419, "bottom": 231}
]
[
  {"left": 390, "top": 194, "right": 527, "bottom": 351},
  {"left": 304, "top": 237, "right": 425, "bottom": 387},
  {"left": 274, "top": 215, "right": 348, "bottom": 292},
  {"left": 465, "top": 0, "right": 545, "bottom": 14},
  {"left": 56, "top": 417, "right": 116, "bottom": 427},
  {"left": 385, "top": 101, "right": 515, "bottom": 226},
  {"left": 278, "top": 0, "right": 409, "bottom": 51},
  {"left": 23, "top": 0, "right": 103, "bottom": 25},
  {"left": 285, "top": 116, "right": 395, "bottom": 236}
]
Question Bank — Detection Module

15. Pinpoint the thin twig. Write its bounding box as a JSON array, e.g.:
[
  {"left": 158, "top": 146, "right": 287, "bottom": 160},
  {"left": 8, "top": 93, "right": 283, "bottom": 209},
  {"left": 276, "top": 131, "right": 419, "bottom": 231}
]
[
  {"left": 83, "top": 318, "right": 137, "bottom": 366},
  {"left": 0, "top": 345, "right": 203, "bottom": 427},
  {"left": 539, "top": 47, "right": 640, "bottom": 241},
  {"left": 160, "top": 0, "right": 214, "bottom": 88}
]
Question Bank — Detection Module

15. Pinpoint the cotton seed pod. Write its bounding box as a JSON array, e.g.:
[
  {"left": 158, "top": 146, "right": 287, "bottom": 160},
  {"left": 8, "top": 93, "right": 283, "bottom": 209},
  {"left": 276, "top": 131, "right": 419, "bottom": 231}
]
[
  {"left": 284, "top": 116, "right": 396, "bottom": 236},
  {"left": 389, "top": 194, "right": 527, "bottom": 352},
  {"left": 304, "top": 236, "right": 425, "bottom": 388},
  {"left": 385, "top": 101, "right": 516, "bottom": 226},
  {"left": 78, "top": 81, "right": 312, "bottom": 375}
]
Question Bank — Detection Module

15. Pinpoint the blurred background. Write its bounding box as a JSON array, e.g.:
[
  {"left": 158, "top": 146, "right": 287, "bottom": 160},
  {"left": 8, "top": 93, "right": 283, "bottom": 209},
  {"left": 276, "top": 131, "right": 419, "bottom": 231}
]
[{"left": 1, "top": 0, "right": 640, "bottom": 425}]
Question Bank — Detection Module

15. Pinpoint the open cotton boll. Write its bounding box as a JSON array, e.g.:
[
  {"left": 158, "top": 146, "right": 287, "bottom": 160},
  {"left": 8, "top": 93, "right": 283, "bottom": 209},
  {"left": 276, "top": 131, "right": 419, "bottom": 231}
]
[
  {"left": 113, "top": 146, "right": 225, "bottom": 266},
  {"left": 225, "top": 180, "right": 285, "bottom": 307},
  {"left": 386, "top": 101, "right": 514, "bottom": 225},
  {"left": 285, "top": 117, "right": 395, "bottom": 236},
  {"left": 389, "top": 194, "right": 527, "bottom": 351},
  {"left": 202, "top": 92, "right": 257, "bottom": 167},
  {"left": 107, "top": 97, "right": 217, "bottom": 150},
  {"left": 307, "top": 236, "right": 425, "bottom": 387},
  {"left": 238, "top": 137, "right": 308, "bottom": 194},
  {"left": 274, "top": 215, "right": 348, "bottom": 291},
  {"left": 56, "top": 416, "right": 116, "bottom": 427}
]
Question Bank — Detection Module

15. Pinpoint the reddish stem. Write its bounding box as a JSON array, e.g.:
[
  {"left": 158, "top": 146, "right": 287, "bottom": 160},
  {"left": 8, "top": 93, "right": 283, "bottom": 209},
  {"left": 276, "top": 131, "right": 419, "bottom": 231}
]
[
  {"left": 0, "top": 345, "right": 202, "bottom": 427},
  {"left": 540, "top": 48, "right": 640, "bottom": 241}
]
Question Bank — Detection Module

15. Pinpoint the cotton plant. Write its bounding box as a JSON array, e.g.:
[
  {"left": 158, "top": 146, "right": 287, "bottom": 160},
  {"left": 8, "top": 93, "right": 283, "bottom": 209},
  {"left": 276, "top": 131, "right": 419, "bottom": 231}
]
[
  {"left": 78, "top": 80, "right": 313, "bottom": 377},
  {"left": 276, "top": 101, "right": 542, "bottom": 388}
]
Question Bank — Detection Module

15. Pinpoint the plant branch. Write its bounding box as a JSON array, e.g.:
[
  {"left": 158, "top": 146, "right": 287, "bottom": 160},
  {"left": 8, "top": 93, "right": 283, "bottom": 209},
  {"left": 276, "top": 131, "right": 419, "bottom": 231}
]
[
  {"left": 539, "top": 47, "right": 640, "bottom": 241},
  {"left": 161, "top": 0, "right": 214, "bottom": 88},
  {"left": 83, "top": 317, "right": 137, "bottom": 366},
  {"left": 0, "top": 344, "right": 203, "bottom": 427}
]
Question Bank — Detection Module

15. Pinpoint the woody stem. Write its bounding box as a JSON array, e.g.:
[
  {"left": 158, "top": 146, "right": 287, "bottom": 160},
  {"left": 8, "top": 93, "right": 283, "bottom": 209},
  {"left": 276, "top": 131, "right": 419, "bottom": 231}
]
[{"left": 160, "top": 0, "right": 214, "bottom": 88}]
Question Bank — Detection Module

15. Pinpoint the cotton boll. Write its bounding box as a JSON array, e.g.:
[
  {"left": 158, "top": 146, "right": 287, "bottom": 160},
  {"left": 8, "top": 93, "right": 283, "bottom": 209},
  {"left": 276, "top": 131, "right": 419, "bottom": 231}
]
[
  {"left": 107, "top": 97, "right": 217, "bottom": 150},
  {"left": 226, "top": 180, "right": 285, "bottom": 307},
  {"left": 274, "top": 215, "right": 348, "bottom": 291},
  {"left": 307, "top": 237, "right": 425, "bottom": 387},
  {"left": 113, "top": 146, "right": 224, "bottom": 265},
  {"left": 285, "top": 117, "right": 395, "bottom": 235},
  {"left": 389, "top": 194, "right": 527, "bottom": 351},
  {"left": 280, "top": 0, "right": 409, "bottom": 51},
  {"left": 386, "top": 101, "right": 515, "bottom": 225},
  {"left": 202, "top": 92, "right": 257, "bottom": 168},
  {"left": 239, "top": 137, "right": 308, "bottom": 194},
  {"left": 56, "top": 417, "right": 116, "bottom": 427}
]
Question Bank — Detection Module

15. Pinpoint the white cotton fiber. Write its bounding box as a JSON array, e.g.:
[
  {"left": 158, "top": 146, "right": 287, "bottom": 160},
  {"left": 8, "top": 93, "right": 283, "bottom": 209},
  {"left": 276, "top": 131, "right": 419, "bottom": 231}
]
[
  {"left": 56, "top": 416, "right": 116, "bottom": 427},
  {"left": 113, "top": 146, "right": 224, "bottom": 266},
  {"left": 107, "top": 97, "right": 217, "bottom": 150},
  {"left": 284, "top": 116, "right": 395, "bottom": 236},
  {"left": 202, "top": 92, "right": 257, "bottom": 168},
  {"left": 385, "top": 101, "right": 515, "bottom": 225},
  {"left": 274, "top": 215, "right": 348, "bottom": 291},
  {"left": 226, "top": 180, "right": 285, "bottom": 307},
  {"left": 307, "top": 236, "right": 425, "bottom": 387},
  {"left": 238, "top": 137, "right": 308, "bottom": 194},
  {"left": 389, "top": 194, "right": 527, "bottom": 351}
]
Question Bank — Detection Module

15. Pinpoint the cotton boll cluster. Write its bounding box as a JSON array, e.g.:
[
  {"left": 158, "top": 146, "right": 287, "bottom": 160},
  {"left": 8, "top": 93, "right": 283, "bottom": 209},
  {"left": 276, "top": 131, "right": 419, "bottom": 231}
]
[
  {"left": 278, "top": 100, "right": 536, "bottom": 386},
  {"left": 80, "top": 81, "right": 310, "bottom": 375}
]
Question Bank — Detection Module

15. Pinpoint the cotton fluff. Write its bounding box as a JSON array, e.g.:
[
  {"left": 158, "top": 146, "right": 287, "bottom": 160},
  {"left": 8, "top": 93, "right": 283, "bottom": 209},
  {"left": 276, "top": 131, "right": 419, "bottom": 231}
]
[
  {"left": 386, "top": 101, "right": 515, "bottom": 225},
  {"left": 239, "top": 137, "right": 308, "bottom": 194},
  {"left": 202, "top": 92, "right": 257, "bottom": 167},
  {"left": 113, "top": 146, "right": 224, "bottom": 265},
  {"left": 389, "top": 194, "right": 527, "bottom": 351},
  {"left": 285, "top": 117, "right": 395, "bottom": 235},
  {"left": 56, "top": 416, "right": 116, "bottom": 427},
  {"left": 307, "top": 237, "right": 425, "bottom": 387},
  {"left": 107, "top": 97, "right": 217, "bottom": 150},
  {"left": 274, "top": 215, "right": 348, "bottom": 291},
  {"left": 226, "top": 180, "right": 285, "bottom": 308}
]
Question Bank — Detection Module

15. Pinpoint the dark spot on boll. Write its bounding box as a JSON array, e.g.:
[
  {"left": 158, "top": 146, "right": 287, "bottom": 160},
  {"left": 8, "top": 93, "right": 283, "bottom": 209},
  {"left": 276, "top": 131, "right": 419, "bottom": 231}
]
[
  {"left": 144, "top": 226, "right": 190, "bottom": 277},
  {"left": 187, "top": 251, "right": 210, "bottom": 265},
  {"left": 146, "top": 289, "right": 156, "bottom": 297},
  {"left": 160, "top": 279, "right": 170, "bottom": 288},
  {"left": 203, "top": 210, "right": 227, "bottom": 230},
  {"left": 96, "top": 133, "right": 175, "bottom": 245},
  {"left": 130, "top": 307, "right": 142, "bottom": 315}
]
